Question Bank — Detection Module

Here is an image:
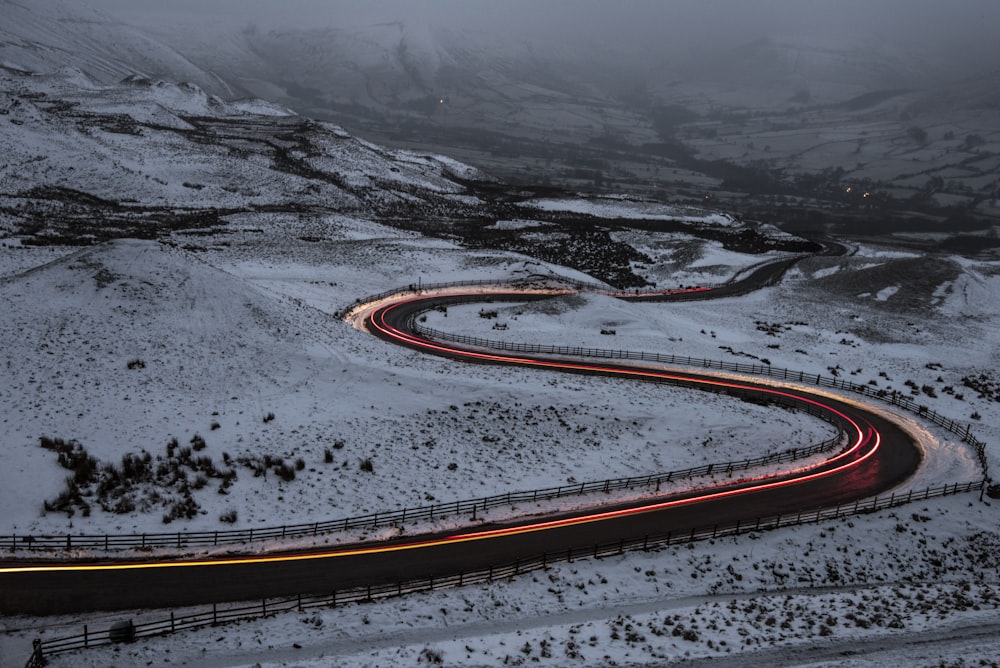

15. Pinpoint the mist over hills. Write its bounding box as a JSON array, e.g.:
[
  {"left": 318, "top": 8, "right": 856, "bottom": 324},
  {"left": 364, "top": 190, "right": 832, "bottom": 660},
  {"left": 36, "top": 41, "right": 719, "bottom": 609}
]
[
  {"left": 2, "top": 0, "right": 999, "bottom": 240},
  {"left": 135, "top": 8, "right": 997, "bottom": 236}
]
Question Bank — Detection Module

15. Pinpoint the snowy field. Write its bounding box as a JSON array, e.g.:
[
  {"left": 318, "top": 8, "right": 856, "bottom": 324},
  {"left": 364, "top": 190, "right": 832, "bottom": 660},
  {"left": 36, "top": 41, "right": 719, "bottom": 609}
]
[
  {"left": 0, "top": 232, "right": 836, "bottom": 540},
  {"left": 2, "top": 218, "right": 999, "bottom": 666}
]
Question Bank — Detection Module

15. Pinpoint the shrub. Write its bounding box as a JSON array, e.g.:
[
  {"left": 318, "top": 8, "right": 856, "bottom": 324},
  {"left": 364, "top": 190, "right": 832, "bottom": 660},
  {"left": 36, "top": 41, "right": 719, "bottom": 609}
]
[
  {"left": 295, "top": 457, "right": 305, "bottom": 471},
  {"left": 360, "top": 457, "right": 374, "bottom": 473},
  {"left": 275, "top": 462, "right": 296, "bottom": 482},
  {"left": 112, "top": 495, "right": 135, "bottom": 514},
  {"left": 191, "top": 434, "right": 206, "bottom": 451},
  {"left": 126, "top": 359, "right": 145, "bottom": 370},
  {"left": 219, "top": 509, "right": 238, "bottom": 524},
  {"left": 162, "top": 495, "right": 199, "bottom": 524},
  {"left": 419, "top": 648, "right": 443, "bottom": 664},
  {"left": 40, "top": 438, "right": 99, "bottom": 487},
  {"left": 324, "top": 448, "right": 334, "bottom": 463},
  {"left": 263, "top": 412, "right": 275, "bottom": 423},
  {"left": 193, "top": 455, "right": 215, "bottom": 474}
]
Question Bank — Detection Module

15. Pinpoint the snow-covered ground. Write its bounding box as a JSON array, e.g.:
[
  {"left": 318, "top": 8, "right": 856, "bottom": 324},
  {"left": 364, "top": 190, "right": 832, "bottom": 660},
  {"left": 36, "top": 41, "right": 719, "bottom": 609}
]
[
  {"left": 0, "top": 66, "right": 487, "bottom": 227},
  {"left": 2, "top": 223, "right": 998, "bottom": 667},
  {"left": 0, "top": 234, "right": 836, "bottom": 539}
]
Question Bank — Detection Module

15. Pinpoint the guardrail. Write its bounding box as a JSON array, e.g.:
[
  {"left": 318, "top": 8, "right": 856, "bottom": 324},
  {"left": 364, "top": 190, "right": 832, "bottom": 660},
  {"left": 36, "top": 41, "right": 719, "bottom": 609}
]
[
  {"left": 339, "top": 274, "right": 725, "bottom": 318},
  {"left": 411, "top": 320, "right": 991, "bottom": 482},
  {"left": 25, "top": 480, "right": 984, "bottom": 667},
  {"left": 2, "top": 399, "right": 845, "bottom": 554},
  {"left": 341, "top": 275, "right": 602, "bottom": 313}
]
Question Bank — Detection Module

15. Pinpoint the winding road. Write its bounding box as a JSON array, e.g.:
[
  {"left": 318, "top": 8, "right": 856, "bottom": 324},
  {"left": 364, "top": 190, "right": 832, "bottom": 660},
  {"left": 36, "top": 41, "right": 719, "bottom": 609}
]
[{"left": 0, "top": 251, "right": 924, "bottom": 616}]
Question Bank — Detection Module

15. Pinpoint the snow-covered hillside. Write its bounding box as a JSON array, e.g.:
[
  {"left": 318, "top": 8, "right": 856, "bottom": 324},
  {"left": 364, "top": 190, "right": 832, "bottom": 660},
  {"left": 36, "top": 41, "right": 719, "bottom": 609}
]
[
  {"left": 0, "top": 0, "right": 238, "bottom": 97},
  {"left": 0, "top": 65, "right": 491, "bottom": 241},
  {"left": 0, "top": 236, "right": 840, "bottom": 537},
  {"left": 1, "top": 229, "right": 998, "bottom": 668}
]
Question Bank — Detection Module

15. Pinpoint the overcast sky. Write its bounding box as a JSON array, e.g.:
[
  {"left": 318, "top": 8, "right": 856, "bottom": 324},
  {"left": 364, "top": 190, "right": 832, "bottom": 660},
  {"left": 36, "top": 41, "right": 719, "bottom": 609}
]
[{"left": 84, "top": 0, "right": 1000, "bottom": 67}]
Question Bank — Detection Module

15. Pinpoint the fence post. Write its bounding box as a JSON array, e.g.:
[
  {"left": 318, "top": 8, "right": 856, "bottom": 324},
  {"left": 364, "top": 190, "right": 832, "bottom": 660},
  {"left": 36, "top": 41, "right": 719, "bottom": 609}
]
[
  {"left": 83, "top": 624, "right": 88, "bottom": 648},
  {"left": 213, "top": 603, "right": 217, "bottom": 626}
]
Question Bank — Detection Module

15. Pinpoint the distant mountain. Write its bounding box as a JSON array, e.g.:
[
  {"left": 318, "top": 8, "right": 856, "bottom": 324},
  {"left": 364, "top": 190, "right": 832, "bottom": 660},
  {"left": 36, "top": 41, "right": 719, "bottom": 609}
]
[
  {"left": 903, "top": 71, "right": 1000, "bottom": 116},
  {"left": 146, "top": 19, "right": 653, "bottom": 146},
  {"left": 653, "top": 35, "right": 944, "bottom": 111},
  {"left": 3, "top": 1, "right": 996, "bottom": 233},
  {"left": 0, "top": 0, "right": 241, "bottom": 97}
]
